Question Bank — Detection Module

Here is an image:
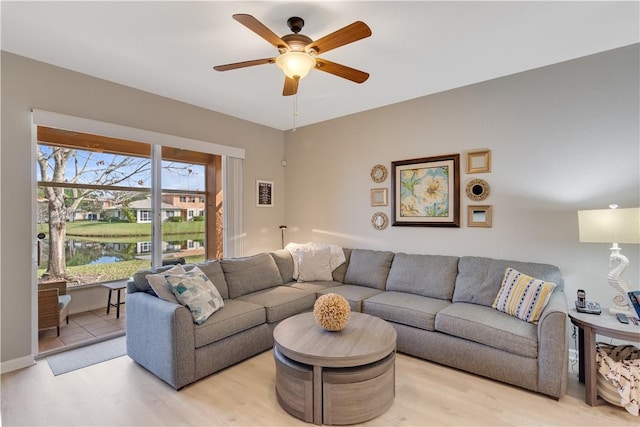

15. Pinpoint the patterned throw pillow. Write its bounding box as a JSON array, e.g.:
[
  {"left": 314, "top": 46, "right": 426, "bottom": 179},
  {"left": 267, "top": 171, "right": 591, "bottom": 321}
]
[
  {"left": 492, "top": 267, "right": 557, "bottom": 323},
  {"left": 165, "top": 266, "right": 225, "bottom": 325}
]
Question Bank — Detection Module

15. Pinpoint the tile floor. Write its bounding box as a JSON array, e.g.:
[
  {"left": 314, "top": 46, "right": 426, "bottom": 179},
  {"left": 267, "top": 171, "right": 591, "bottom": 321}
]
[{"left": 38, "top": 305, "right": 126, "bottom": 357}]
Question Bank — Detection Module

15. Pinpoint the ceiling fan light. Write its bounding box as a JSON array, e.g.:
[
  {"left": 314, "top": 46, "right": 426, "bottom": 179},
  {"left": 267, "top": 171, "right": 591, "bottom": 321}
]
[{"left": 276, "top": 52, "right": 316, "bottom": 79}]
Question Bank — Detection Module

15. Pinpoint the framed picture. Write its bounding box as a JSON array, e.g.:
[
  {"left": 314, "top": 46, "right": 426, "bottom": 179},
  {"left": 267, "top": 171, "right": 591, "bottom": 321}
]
[
  {"left": 391, "top": 154, "right": 460, "bottom": 227},
  {"left": 256, "top": 180, "right": 274, "bottom": 207},
  {"left": 467, "top": 205, "right": 492, "bottom": 227},
  {"left": 466, "top": 150, "right": 491, "bottom": 174},
  {"left": 370, "top": 188, "right": 388, "bottom": 206}
]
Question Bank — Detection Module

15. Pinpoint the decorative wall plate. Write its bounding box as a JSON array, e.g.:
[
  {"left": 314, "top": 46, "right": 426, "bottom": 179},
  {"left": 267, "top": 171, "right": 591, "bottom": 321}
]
[
  {"left": 370, "top": 164, "right": 388, "bottom": 183},
  {"left": 371, "top": 212, "right": 389, "bottom": 230},
  {"left": 466, "top": 179, "right": 490, "bottom": 201}
]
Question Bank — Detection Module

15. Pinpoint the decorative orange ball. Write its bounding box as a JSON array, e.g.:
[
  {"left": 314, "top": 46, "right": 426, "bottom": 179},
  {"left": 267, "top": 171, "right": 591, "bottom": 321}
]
[{"left": 313, "top": 293, "right": 351, "bottom": 331}]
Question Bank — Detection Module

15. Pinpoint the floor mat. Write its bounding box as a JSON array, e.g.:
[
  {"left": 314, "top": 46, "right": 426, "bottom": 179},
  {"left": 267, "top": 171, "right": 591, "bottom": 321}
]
[{"left": 46, "top": 335, "right": 126, "bottom": 375}]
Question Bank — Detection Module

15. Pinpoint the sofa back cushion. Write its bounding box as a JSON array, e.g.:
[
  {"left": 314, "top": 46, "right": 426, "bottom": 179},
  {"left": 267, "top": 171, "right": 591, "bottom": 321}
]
[
  {"left": 453, "top": 256, "right": 564, "bottom": 307},
  {"left": 344, "top": 249, "right": 394, "bottom": 290},
  {"left": 270, "top": 249, "right": 295, "bottom": 284},
  {"left": 386, "top": 253, "right": 459, "bottom": 300},
  {"left": 332, "top": 248, "right": 352, "bottom": 283},
  {"left": 222, "top": 253, "right": 284, "bottom": 299},
  {"left": 131, "top": 264, "right": 183, "bottom": 294},
  {"left": 194, "top": 259, "right": 229, "bottom": 300}
]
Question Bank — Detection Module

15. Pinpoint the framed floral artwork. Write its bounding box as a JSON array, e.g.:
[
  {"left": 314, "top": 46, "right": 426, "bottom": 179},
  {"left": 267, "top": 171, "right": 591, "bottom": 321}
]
[{"left": 391, "top": 154, "right": 460, "bottom": 227}]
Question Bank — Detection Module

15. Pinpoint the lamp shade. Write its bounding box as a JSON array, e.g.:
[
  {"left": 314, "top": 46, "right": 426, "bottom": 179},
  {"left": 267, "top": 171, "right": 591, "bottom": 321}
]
[
  {"left": 275, "top": 52, "right": 316, "bottom": 79},
  {"left": 578, "top": 207, "right": 640, "bottom": 244}
]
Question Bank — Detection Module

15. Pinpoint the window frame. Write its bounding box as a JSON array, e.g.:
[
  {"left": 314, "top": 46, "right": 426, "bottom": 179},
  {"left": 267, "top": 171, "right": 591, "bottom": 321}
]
[{"left": 36, "top": 125, "right": 222, "bottom": 269}]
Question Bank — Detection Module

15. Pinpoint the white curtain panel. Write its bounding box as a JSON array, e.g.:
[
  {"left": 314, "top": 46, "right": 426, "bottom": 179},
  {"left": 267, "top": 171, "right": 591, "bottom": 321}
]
[{"left": 223, "top": 156, "right": 244, "bottom": 258}]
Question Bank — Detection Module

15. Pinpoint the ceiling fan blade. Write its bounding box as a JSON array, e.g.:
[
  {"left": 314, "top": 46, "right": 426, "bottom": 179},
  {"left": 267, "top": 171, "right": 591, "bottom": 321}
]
[
  {"left": 283, "top": 76, "right": 299, "bottom": 96},
  {"left": 233, "top": 14, "right": 290, "bottom": 51},
  {"left": 314, "top": 58, "right": 369, "bottom": 83},
  {"left": 213, "top": 58, "right": 274, "bottom": 71},
  {"left": 306, "top": 21, "right": 371, "bottom": 55}
]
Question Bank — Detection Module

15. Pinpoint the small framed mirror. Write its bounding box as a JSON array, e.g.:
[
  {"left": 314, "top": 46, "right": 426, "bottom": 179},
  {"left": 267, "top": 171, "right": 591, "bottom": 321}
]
[
  {"left": 466, "top": 179, "right": 490, "bottom": 201},
  {"left": 370, "top": 164, "right": 388, "bottom": 183},
  {"left": 371, "top": 212, "right": 389, "bottom": 230}
]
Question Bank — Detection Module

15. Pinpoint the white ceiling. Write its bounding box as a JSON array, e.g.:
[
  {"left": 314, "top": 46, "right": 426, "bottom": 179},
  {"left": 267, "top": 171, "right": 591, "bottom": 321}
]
[{"left": 2, "top": 1, "right": 638, "bottom": 131}]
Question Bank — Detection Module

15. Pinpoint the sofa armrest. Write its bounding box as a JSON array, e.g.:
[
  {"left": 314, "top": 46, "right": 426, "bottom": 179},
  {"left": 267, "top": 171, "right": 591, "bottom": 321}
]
[
  {"left": 536, "top": 290, "right": 568, "bottom": 398},
  {"left": 125, "top": 292, "right": 195, "bottom": 389}
]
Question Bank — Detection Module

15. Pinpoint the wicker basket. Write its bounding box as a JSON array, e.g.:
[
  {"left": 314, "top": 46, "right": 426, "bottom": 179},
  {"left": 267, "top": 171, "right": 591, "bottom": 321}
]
[
  {"left": 596, "top": 343, "right": 640, "bottom": 409},
  {"left": 597, "top": 372, "right": 623, "bottom": 407}
]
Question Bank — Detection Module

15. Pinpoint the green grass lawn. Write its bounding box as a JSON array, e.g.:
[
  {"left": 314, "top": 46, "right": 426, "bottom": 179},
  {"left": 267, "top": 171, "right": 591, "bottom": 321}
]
[{"left": 37, "top": 220, "right": 204, "bottom": 237}]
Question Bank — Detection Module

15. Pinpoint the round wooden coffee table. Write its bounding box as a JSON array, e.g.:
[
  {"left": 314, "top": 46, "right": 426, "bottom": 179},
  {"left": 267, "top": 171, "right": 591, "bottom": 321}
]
[{"left": 273, "top": 312, "right": 396, "bottom": 425}]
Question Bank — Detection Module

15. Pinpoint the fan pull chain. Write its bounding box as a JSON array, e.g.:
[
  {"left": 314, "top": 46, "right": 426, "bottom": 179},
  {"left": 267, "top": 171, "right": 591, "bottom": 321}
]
[{"left": 292, "top": 94, "right": 299, "bottom": 132}]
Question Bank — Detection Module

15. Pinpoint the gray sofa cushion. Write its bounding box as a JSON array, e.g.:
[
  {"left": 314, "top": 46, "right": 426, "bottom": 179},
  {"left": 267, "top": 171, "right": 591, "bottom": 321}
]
[
  {"left": 193, "top": 259, "right": 229, "bottom": 300},
  {"left": 362, "top": 291, "right": 451, "bottom": 331},
  {"left": 194, "top": 299, "right": 265, "bottom": 348},
  {"left": 435, "top": 302, "right": 538, "bottom": 358},
  {"left": 236, "top": 286, "right": 316, "bottom": 323},
  {"left": 131, "top": 264, "right": 183, "bottom": 293},
  {"left": 222, "top": 253, "right": 283, "bottom": 299},
  {"left": 331, "top": 248, "right": 352, "bottom": 283},
  {"left": 270, "top": 249, "right": 295, "bottom": 284},
  {"left": 453, "top": 256, "right": 564, "bottom": 307},
  {"left": 318, "top": 284, "right": 383, "bottom": 312},
  {"left": 344, "top": 249, "right": 394, "bottom": 290},
  {"left": 386, "top": 253, "right": 459, "bottom": 300},
  {"left": 290, "top": 280, "right": 342, "bottom": 297}
]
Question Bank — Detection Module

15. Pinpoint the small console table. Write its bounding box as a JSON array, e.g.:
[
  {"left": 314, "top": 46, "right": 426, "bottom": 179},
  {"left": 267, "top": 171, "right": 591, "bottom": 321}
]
[
  {"left": 273, "top": 312, "right": 396, "bottom": 425},
  {"left": 568, "top": 308, "right": 640, "bottom": 406}
]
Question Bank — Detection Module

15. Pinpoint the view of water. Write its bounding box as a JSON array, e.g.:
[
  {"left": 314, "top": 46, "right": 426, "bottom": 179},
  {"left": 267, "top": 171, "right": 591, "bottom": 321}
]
[
  {"left": 89, "top": 255, "right": 123, "bottom": 264},
  {"left": 39, "top": 237, "right": 205, "bottom": 267}
]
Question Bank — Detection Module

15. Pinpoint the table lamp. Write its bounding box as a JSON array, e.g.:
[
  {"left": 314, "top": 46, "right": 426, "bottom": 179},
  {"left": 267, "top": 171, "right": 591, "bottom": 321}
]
[{"left": 578, "top": 206, "right": 640, "bottom": 315}]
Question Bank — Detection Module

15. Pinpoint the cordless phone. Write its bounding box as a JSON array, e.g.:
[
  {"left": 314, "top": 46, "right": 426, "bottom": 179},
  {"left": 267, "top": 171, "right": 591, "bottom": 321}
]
[{"left": 575, "top": 289, "right": 601, "bottom": 315}]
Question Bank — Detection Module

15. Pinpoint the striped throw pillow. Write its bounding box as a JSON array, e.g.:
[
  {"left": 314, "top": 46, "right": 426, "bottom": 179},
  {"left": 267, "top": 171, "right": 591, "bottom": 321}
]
[{"left": 492, "top": 267, "right": 557, "bottom": 323}]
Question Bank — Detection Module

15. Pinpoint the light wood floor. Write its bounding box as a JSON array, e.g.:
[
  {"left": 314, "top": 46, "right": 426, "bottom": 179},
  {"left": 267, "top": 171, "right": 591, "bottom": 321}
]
[{"left": 1, "top": 350, "right": 637, "bottom": 426}]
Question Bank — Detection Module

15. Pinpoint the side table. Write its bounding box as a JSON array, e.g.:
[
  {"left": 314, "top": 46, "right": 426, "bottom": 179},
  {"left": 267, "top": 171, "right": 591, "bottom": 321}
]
[
  {"left": 568, "top": 308, "right": 640, "bottom": 406},
  {"left": 102, "top": 282, "right": 127, "bottom": 319}
]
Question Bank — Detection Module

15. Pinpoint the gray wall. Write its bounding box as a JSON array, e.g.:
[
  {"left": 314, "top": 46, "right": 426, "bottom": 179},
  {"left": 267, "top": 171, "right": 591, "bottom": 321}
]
[
  {"left": 1, "top": 52, "right": 285, "bottom": 365},
  {"left": 284, "top": 44, "right": 639, "bottom": 313}
]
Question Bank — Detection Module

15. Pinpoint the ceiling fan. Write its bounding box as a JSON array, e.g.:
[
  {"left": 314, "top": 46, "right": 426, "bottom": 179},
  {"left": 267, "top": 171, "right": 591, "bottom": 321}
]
[{"left": 214, "top": 14, "right": 372, "bottom": 96}]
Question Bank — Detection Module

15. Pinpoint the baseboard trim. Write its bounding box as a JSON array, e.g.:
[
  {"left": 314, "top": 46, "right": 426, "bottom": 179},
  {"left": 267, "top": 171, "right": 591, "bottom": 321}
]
[{"left": 1, "top": 355, "right": 36, "bottom": 374}]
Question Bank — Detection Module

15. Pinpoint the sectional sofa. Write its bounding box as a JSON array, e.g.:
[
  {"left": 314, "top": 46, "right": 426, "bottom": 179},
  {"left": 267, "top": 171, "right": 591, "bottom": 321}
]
[{"left": 126, "top": 248, "right": 568, "bottom": 399}]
